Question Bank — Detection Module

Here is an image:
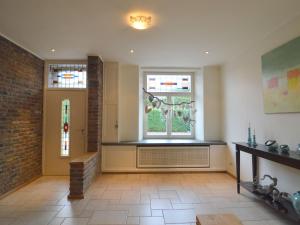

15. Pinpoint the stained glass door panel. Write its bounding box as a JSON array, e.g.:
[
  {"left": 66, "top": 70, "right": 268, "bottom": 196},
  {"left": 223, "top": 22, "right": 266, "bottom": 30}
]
[{"left": 61, "top": 99, "right": 70, "bottom": 157}]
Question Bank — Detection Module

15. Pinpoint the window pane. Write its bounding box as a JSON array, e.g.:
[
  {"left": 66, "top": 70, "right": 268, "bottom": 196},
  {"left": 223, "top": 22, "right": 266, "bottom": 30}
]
[
  {"left": 48, "top": 64, "right": 87, "bottom": 88},
  {"left": 171, "top": 96, "right": 192, "bottom": 135},
  {"left": 146, "top": 96, "right": 167, "bottom": 135},
  {"left": 147, "top": 74, "right": 191, "bottom": 93}
]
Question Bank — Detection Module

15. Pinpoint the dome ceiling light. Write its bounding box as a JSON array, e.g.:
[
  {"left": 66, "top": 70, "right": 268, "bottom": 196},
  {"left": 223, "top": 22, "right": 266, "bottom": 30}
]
[{"left": 130, "top": 15, "right": 151, "bottom": 30}]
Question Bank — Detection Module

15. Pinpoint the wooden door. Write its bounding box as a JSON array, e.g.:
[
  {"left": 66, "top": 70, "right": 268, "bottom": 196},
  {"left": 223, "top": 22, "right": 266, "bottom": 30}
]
[{"left": 44, "top": 90, "right": 86, "bottom": 175}]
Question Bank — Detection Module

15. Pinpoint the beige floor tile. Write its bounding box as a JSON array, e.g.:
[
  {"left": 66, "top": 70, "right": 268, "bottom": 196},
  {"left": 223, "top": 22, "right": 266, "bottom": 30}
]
[
  {"left": 88, "top": 211, "right": 127, "bottom": 224},
  {"left": 171, "top": 203, "right": 196, "bottom": 210},
  {"left": 152, "top": 209, "right": 163, "bottom": 216},
  {"left": 56, "top": 205, "right": 88, "bottom": 218},
  {"left": 126, "top": 216, "right": 139, "bottom": 224},
  {"left": 151, "top": 199, "right": 172, "bottom": 209},
  {"left": 140, "top": 195, "right": 151, "bottom": 204},
  {"left": 159, "top": 190, "right": 179, "bottom": 199},
  {"left": 128, "top": 205, "right": 151, "bottom": 216},
  {"left": 11, "top": 211, "right": 57, "bottom": 225},
  {"left": 85, "top": 200, "right": 108, "bottom": 210},
  {"left": 120, "top": 192, "right": 141, "bottom": 204},
  {"left": 100, "top": 191, "right": 123, "bottom": 200},
  {"left": 61, "top": 218, "right": 89, "bottom": 225},
  {"left": 177, "top": 191, "right": 201, "bottom": 204},
  {"left": 0, "top": 174, "right": 295, "bottom": 225},
  {"left": 193, "top": 203, "right": 222, "bottom": 214},
  {"left": 163, "top": 209, "right": 195, "bottom": 224},
  {"left": 48, "top": 217, "right": 64, "bottom": 225},
  {"left": 0, "top": 218, "right": 16, "bottom": 225},
  {"left": 139, "top": 216, "right": 165, "bottom": 225}
]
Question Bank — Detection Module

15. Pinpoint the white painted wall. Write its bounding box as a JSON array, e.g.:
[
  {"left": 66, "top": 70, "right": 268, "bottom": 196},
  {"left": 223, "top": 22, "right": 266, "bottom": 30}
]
[
  {"left": 117, "top": 65, "right": 222, "bottom": 141},
  {"left": 118, "top": 64, "right": 139, "bottom": 141},
  {"left": 221, "top": 15, "right": 300, "bottom": 193},
  {"left": 203, "top": 66, "right": 222, "bottom": 141}
]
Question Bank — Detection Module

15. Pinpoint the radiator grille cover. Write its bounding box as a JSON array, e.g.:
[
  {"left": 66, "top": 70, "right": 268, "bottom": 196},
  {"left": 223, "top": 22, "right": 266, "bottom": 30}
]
[{"left": 137, "top": 146, "right": 210, "bottom": 168}]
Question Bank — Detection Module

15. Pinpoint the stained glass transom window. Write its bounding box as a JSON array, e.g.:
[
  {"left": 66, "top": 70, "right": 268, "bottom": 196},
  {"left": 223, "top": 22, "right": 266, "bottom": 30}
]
[
  {"left": 146, "top": 74, "right": 191, "bottom": 93},
  {"left": 61, "top": 99, "right": 70, "bottom": 157},
  {"left": 48, "top": 64, "right": 87, "bottom": 88}
]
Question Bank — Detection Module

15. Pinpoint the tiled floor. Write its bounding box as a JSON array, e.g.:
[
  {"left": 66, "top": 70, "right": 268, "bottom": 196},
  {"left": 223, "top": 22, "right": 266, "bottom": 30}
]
[{"left": 0, "top": 173, "right": 298, "bottom": 225}]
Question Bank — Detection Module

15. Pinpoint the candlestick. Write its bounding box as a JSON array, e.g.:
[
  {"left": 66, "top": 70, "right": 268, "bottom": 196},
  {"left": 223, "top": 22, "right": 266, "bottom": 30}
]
[
  {"left": 252, "top": 133, "right": 257, "bottom": 147},
  {"left": 247, "top": 124, "right": 252, "bottom": 145}
]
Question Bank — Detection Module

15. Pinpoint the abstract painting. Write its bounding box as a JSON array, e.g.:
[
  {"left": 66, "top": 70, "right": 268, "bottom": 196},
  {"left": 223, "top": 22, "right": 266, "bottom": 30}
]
[{"left": 262, "top": 36, "right": 300, "bottom": 113}]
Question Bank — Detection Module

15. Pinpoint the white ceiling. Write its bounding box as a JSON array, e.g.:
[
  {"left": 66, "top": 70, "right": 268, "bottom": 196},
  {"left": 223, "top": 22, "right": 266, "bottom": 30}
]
[{"left": 1, "top": 0, "right": 300, "bottom": 67}]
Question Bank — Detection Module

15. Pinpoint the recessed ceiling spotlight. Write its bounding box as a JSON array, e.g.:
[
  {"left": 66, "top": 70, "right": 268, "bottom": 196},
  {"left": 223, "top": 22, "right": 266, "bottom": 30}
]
[
  {"left": 130, "top": 15, "right": 151, "bottom": 30},
  {"left": 50, "top": 48, "right": 56, "bottom": 53},
  {"left": 130, "top": 49, "right": 134, "bottom": 54},
  {"left": 204, "top": 51, "right": 209, "bottom": 54}
]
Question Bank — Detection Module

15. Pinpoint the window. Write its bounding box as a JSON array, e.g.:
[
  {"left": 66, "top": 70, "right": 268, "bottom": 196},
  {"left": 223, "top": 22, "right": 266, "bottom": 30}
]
[
  {"left": 144, "top": 73, "right": 194, "bottom": 138},
  {"left": 61, "top": 99, "right": 70, "bottom": 156},
  {"left": 48, "top": 64, "right": 87, "bottom": 88}
]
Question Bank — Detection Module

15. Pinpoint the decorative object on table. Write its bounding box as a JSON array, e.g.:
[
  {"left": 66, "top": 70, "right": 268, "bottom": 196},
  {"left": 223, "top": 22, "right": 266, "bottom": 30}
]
[
  {"left": 252, "top": 129, "right": 257, "bottom": 147},
  {"left": 143, "top": 88, "right": 196, "bottom": 125},
  {"left": 253, "top": 174, "right": 278, "bottom": 196},
  {"left": 261, "top": 36, "right": 300, "bottom": 114},
  {"left": 235, "top": 143, "right": 300, "bottom": 222},
  {"left": 265, "top": 140, "right": 279, "bottom": 152},
  {"left": 281, "top": 191, "right": 300, "bottom": 216},
  {"left": 297, "top": 144, "right": 300, "bottom": 155},
  {"left": 253, "top": 176, "right": 259, "bottom": 187},
  {"left": 272, "top": 187, "right": 281, "bottom": 203},
  {"left": 279, "top": 144, "right": 290, "bottom": 155},
  {"left": 247, "top": 123, "right": 252, "bottom": 146}
]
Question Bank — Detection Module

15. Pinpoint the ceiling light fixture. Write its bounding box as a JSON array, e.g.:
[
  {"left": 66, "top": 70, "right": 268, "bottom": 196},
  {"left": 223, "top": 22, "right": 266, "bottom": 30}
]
[
  {"left": 51, "top": 48, "right": 56, "bottom": 53},
  {"left": 130, "top": 15, "right": 151, "bottom": 30},
  {"left": 204, "top": 51, "right": 209, "bottom": 54},
  {"left": 130, "top": 49, "right": 134, "bottom": 53}
]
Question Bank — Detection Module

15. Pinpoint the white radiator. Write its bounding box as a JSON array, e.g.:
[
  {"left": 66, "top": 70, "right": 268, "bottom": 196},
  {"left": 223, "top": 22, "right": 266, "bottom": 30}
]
[{"left": 137, "top": 146, "right": 210, "bottom": 168}]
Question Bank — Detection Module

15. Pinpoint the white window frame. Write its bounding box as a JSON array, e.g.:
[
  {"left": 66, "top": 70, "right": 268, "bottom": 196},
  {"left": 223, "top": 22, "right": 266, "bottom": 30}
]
[{"left": 143, "top": 71, "right": 195, "bottom": 139}]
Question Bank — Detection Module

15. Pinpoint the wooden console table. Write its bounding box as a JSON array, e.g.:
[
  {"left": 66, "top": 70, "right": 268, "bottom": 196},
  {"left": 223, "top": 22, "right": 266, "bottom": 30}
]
[{"left": 234, "top": 142, "right": 300, "bottom": 222}]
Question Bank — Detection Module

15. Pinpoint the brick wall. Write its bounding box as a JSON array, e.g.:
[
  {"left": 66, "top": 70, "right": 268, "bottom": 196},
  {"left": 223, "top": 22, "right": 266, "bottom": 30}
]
[
  {"left": 0, "top": 35, "right": 44, "bottom": 196},
  {"left": 68, "top": 152, "right": 99, "bottom": 199},
  {"left": 87, "top": 56, "right": 103, "bottom": 152}
]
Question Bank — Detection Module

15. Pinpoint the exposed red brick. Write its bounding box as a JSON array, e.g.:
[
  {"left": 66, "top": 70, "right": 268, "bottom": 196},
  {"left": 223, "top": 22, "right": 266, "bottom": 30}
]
[
  {"left": 68, "top": 152, "right": 99, "bottom": 199},
  {"left": 0, "top": 35, "right": 44, "bottom": 196},
  {"left": 87, "top": 56, "right": 103, "bottom": 160}
]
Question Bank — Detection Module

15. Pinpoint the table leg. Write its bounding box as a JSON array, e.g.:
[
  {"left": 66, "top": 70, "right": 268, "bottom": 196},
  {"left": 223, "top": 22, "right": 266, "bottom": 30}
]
[
  {"left": 236, "top": 147, "right": 240, "bottom": 194},
  {"left": 252, "top": 155, "right": 257, "bottom": 182}
]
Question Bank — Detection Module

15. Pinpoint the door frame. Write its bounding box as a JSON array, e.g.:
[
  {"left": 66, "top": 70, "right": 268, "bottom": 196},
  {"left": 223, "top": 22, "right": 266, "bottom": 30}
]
[{"left": 42, "top": 60, "right": 88, "bottom": 175}]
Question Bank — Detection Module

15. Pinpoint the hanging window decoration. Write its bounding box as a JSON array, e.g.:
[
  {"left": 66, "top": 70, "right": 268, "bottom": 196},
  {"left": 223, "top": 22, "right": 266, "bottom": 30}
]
[
  {"left": 61, "top": 99, "right": 70, "bottom": 157},
  {"left": 143, "top": 88, "right": 196, "bottom": 126},
  {"left": 48, "top": 64, "right": 87, "bottom": 88}
]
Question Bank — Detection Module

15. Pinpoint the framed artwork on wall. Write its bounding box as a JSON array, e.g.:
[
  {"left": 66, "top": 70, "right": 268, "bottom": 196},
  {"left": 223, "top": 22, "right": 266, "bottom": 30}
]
[{"left": 262, "top": 36, "right": 300, "bottom": 113}]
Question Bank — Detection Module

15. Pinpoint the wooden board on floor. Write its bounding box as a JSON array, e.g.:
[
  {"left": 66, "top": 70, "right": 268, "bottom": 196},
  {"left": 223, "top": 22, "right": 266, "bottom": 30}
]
[{"left": 196, "top": 214, "right": 242, "bottom": 225}]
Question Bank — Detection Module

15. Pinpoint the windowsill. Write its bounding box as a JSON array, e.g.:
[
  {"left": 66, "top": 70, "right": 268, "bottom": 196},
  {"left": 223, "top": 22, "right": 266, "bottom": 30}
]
[{"left": 102, "top": 139, "right": 226, "bottom": 146}]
